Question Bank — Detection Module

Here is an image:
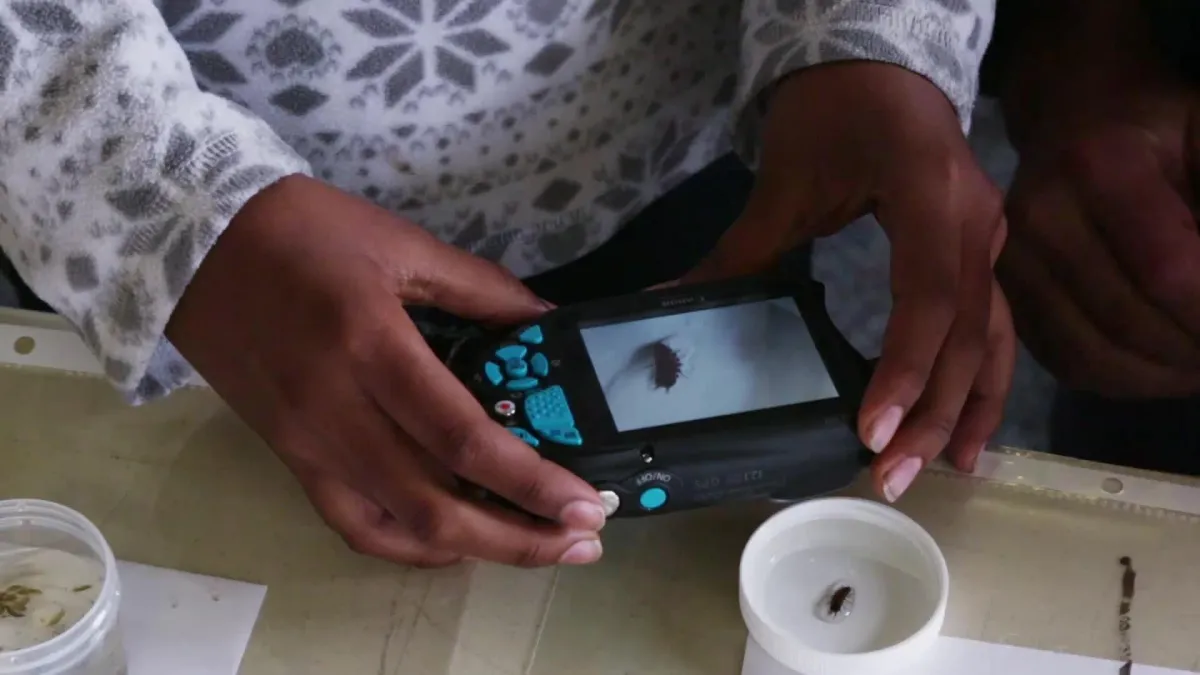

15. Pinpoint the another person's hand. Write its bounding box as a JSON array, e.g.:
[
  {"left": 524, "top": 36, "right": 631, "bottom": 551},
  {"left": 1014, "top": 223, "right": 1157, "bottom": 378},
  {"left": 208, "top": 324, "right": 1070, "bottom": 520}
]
[
  {"left": 997, "top": 6, "right": 1200, "bottom": 397},
  {"left": 683, "top": 63, "right": 1015, "bottom": 501},
  {"left": 166, "top": 176, "right": 607, "bottom": 568}
]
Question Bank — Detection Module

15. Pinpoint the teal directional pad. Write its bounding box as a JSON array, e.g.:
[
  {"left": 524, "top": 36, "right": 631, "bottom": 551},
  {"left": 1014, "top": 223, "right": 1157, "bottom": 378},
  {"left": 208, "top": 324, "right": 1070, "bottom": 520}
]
[
  {"left": 504, "top": 358, "right": 528, "bottom": 378},
  {"left": 482, "top": 343, "right": 544, "bottom": 390}
]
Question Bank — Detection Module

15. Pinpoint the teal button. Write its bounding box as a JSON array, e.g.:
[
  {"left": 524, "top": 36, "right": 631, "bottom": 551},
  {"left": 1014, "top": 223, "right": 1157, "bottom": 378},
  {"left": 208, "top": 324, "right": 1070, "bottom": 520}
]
[
  {"left": 517, "top": 325, "right": 544, "bottom": 345},
  {"left": 506, "top": 377, "right": 539, "bottom": 392},
  {"left": 504, "top": 358, "right": 529, "bottom": 378},
  {"left": 530, "top": 353, "right": 550, "bottom": 377},
  {"left": 537, "top": 427, "right": 582, "bottom": 446},
  {"left": 508, "top": 427, "right": 540, "bottom": 448},
  {"left": 524, "top": 386, "right": 576, "bottom": 430},
  {"left": 639, "top": 487, "right": 667, "bottom": 511},
  {"left": 495, "top": 345, "right": 528, "bottom": 361},
  {"left": 483, "top": 362, "right": 504, "bottom": 386}
]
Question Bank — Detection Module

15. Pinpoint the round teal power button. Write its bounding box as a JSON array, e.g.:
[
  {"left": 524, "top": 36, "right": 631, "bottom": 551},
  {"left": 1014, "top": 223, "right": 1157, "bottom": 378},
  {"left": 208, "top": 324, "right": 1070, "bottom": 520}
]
[{"left": 639, "top": 487, "right": 668, "bottom": 511}]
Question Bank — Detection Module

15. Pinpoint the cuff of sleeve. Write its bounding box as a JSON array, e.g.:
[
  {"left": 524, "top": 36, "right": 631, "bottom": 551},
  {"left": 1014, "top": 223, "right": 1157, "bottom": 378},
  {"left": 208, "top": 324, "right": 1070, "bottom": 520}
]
[
  {"left": 733, "top": 3, "right": 989, "bottom": 166},
  {"left": 85, "top": 99, "right": 312, "bottom": 405}
]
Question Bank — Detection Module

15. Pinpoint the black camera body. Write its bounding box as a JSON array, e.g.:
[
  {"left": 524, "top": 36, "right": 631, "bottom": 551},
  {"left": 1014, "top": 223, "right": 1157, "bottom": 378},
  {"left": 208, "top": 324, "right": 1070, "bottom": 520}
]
[{"left": 442, "top": 274, "right": 873, "bottom": 518}]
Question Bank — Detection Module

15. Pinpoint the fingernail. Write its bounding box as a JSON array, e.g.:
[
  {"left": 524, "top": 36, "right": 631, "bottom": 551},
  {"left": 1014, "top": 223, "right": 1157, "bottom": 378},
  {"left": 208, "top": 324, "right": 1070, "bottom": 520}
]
[
  {"left": 868, "top": 406, "right": 904, "bottom": 453},
  {"left": 559, "top": 500, "right": 607, "bottom": 531},
  {"left": 559, "top": 539, "right": 603, "bottom": 565},
  {"left": 883, "top": 456, "right": 923, "bottom": 503},
  {"left": 970, "top": 443, "right": 987, "bottom": 473}
]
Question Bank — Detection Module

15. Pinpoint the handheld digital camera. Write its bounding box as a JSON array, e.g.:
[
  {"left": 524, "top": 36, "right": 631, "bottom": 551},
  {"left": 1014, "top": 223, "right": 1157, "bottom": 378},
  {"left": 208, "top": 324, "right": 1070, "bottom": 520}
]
[{"left": 438, "top": 273, "right": 874, "bottom": 518}]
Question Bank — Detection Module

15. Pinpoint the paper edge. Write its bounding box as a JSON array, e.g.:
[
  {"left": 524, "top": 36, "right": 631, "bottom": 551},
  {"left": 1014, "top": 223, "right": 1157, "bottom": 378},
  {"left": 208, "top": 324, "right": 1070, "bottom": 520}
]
[{"left": 116, "top": 560, "right": 268, "bottom": 675}]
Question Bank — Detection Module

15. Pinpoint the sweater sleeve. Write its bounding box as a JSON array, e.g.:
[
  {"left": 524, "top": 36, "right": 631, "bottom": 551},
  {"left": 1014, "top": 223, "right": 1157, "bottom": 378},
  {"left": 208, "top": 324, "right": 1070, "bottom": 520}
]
[
  {"left": 734, "top": 0, "right": 997, "bottom": 163},
  {"left": 0, "top": 0, "right": 311, "bottom": 402}
]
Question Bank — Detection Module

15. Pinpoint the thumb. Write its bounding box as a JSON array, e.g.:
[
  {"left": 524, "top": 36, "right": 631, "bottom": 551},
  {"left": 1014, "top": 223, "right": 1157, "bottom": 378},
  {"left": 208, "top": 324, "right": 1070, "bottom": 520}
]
[{"left": 402, "top": 237, "right": 552, "bottom": 324}]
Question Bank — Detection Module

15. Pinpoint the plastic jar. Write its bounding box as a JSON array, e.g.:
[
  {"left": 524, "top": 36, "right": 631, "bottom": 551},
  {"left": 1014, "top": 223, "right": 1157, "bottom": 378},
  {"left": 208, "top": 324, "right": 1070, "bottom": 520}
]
[
  {"left": 0, "top": 500, "right": 126, "bottom": 675},
  {"left": 739, "top": 498, "right": 949, "bottom": 675}
]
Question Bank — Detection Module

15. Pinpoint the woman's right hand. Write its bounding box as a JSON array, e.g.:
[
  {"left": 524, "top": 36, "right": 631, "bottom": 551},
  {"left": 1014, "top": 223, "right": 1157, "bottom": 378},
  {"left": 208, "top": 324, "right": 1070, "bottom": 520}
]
[
  {"left": 997, "top": 2, "right": 1200, "bottom": 397},
  {"left": 166, "top": 175, "right": 607, "bottom": 568}
]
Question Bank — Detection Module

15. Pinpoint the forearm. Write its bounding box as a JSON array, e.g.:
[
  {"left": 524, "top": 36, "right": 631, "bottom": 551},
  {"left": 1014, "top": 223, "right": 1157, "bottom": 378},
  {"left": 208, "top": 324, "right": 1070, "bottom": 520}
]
[
  {"left": 0, "top": 1, "right": 310, "bottom": 401},
  {"left": 733, "top": 0, "right": 996, "bottom": 164}
]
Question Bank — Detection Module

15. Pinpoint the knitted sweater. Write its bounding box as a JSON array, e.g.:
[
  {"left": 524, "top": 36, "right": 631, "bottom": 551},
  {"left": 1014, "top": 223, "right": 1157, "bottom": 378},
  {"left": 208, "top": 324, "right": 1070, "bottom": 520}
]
[{"left": 0, "top": 0, "right": 994, "bottom": 401}]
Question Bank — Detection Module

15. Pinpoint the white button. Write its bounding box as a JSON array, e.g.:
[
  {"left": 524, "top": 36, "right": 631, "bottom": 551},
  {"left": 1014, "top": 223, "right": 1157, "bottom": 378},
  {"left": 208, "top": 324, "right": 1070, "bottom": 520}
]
[
  {"left": 599, "top": 490, "right": 620, "bottom": 517},
  {"left": 493, "top": 400, "right": 516, "bottom": 417}
]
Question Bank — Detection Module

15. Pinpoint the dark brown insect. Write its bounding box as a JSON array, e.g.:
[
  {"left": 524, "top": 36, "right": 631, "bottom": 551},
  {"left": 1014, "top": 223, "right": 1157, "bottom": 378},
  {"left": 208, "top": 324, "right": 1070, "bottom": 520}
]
[
  {"left": 828, "top": 586, "right": 853, "bottom": 615},
  {"left": 650, "top": 338, "right": 685, "bottom": 391},
  {"left": 817, "top": 581, "right": 855, "bottom": 624}
]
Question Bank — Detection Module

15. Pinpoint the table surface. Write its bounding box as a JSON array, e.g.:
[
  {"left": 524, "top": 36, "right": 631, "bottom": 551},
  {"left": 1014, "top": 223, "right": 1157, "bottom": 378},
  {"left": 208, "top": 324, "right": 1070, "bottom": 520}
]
[{"left": 2, "top": 310, "right": 1200, "bottom": 674}]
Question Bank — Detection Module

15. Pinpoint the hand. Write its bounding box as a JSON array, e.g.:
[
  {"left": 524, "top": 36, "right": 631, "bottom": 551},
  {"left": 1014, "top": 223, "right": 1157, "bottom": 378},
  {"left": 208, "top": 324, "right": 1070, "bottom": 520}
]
[
  {"left": 683, "top": 63, "right": 1015, "bottom": 501},
  {"left": 997, "top": 10, "right": 1200, "bottom": 397},
  {"left": 166, "top": 176, "right": 606, "bottom": 568}
]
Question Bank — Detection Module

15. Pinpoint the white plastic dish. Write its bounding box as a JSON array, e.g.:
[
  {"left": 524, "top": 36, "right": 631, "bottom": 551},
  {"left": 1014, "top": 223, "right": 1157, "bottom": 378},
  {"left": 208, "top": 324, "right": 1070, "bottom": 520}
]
[
  {"left": 739, "top": 498, "right": 948, "bottom": 675},
  {"left": 0, "top": 500, "right": 125, "bottom": 674}
]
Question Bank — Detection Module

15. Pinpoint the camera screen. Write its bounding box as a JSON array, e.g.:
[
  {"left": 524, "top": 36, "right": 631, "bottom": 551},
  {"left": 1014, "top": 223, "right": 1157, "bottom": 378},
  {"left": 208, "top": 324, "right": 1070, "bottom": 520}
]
[{"left": 579, "top": 298, "right": 840, "bottom": 432}]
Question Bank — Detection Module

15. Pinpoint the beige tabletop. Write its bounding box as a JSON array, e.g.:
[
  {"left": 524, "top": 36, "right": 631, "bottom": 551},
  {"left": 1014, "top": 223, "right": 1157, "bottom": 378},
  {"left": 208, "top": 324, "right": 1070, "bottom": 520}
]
[{"left": 1, "top": 309, "right": 1199, "bottom": 674}]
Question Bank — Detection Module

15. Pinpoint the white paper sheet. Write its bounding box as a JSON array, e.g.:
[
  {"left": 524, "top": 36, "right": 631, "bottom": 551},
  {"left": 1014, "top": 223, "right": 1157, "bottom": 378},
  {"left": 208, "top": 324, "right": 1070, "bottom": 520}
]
[
  {"left": 118, "top": 561, "right": 265, "bottom": 675},
  {"left": 742, "top": 636, "right": 1197, "bottom": 675}
]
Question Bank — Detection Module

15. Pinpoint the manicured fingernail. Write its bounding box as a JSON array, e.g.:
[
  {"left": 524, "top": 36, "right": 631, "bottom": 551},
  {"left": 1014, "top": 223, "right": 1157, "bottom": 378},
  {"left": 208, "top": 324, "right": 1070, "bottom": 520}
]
[
  {"left": 883, "top": 456, "right": 923, "bottom": 503},
  {"left": 868, "top": 406, "right": 904, "bottom": 453},
  {"left": 559, "top": 500, "right": 607, "bottom": 531},
  {"left": 559, "top": 539, "right": 603, "bottom": 565}
]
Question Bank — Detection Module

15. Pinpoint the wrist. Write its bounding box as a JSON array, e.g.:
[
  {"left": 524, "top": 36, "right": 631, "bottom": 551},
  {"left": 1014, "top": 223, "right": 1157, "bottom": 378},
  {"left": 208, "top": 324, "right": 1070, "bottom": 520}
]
[
  {"left": 165, "top": 174, "right": 309, "bottom": 346},
  {"left": 769, "top": 61, "right": 960, "bottom": 130}
]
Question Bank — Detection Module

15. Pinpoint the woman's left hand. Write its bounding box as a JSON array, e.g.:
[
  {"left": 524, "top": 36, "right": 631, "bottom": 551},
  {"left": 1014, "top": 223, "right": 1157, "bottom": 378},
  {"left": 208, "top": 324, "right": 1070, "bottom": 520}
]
[{"left": 683, "top": 62, "right": 1016, "bottom": 502}]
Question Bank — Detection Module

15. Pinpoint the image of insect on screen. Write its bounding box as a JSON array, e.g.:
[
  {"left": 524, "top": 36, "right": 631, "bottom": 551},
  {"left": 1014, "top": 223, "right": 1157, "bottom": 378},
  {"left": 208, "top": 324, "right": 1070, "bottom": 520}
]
[{"left": 579, "top": 298, "right": 839, "bottom": 432}]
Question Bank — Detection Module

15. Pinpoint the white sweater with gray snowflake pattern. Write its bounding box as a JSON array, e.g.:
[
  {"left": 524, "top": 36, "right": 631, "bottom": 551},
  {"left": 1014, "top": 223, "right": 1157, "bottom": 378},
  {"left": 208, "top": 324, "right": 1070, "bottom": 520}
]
[{"left": 0, "top": 0, "right": 993, "bottom": 401}]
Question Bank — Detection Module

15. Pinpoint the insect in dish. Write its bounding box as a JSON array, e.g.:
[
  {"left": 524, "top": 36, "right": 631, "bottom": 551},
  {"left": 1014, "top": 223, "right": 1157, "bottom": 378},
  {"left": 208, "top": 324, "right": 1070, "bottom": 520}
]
[{"left": 817, "top": 580, "right": 855, "bottom": 624}]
